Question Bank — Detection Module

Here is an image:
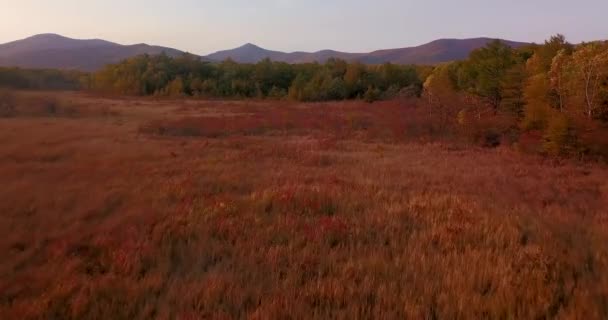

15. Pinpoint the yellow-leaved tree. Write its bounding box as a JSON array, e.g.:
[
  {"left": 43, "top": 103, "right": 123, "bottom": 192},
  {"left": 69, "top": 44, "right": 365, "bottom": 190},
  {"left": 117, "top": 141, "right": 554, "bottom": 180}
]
[
  {"left": 548, "top": 49, "right": 574, "bottom": 113},
  {"left": 568, "top": 42, "right": 608, "bottom": 119},
  {"left": 522, "top": 54, "right": 552, "bottom": 130},
  {"left": 423, "top": 63, "right": 461, "bottom": 124}
]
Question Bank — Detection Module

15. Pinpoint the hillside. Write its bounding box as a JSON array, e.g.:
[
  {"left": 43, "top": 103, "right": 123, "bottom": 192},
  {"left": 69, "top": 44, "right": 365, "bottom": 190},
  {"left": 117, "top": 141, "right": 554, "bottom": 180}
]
[
  {"left": 0, "top": 34, "right": 189, "bottom": 71},
  {"left": 359, "top": 38, "right": 528, "bottom": 64}
]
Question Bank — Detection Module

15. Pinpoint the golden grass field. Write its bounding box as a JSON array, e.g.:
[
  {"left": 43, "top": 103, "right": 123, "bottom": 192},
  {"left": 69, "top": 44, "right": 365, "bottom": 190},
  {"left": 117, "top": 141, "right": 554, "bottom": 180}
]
[{"left": 1, "top": 91, "right": 608, "bottom": 319}]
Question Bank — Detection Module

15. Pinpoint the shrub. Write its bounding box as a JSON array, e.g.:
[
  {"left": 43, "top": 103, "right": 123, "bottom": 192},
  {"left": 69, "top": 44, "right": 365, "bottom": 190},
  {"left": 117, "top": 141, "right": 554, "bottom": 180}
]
[
  {"left": 41, "top": 96, "right": 59, "bottom": 115},
  {"left": 397, "top": 85, "right": 421, "bottom": 98},
  {"left": 0, "top": 93, "right": 83, "bottom": 118},
  {"left": 460, "top": 114, "right": 517, "bottom": 148},
  {"left": 482, "top": 128, "right": 502, "bottom": 148},
  {"left": 326, "top": 78, "right": 348, "bottom": 100},
  {"left": 543, "top": 113, "right": 575, "bottom": 156},
  {"left": 572, "top": 118, "right": 608, "bottom": 160},
  {"left": 363, "top": 86, "right": 381, "bottom": 103},
  {"left": 517, "top": 130, "right": 544, "bottom": 154},
  {"left": 267, "top": 86, "right": 287, "bottom": 99},
  {"left": 381, "top": 85, "right": 401, "bottom": 100},
  {"left": 0, "top": 89, "right": 16, "bottom": 117},
  {"left": 22, "top": 95, "right": 80, "bottom": 117}
]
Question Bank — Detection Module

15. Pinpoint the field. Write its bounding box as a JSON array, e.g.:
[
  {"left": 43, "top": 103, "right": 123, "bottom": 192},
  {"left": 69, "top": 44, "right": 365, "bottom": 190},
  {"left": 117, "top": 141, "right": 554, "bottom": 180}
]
[{"left": 1, "top": 91, "right": 608, "bottom": 319}]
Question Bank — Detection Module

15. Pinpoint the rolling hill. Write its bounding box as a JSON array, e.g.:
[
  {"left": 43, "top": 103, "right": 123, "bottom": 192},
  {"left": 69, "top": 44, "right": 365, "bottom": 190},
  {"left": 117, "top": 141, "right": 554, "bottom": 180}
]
[
  {"left": 205, "top": 43, "right": 357, "bottom": 63},
  {"left": 0, "top": 34, "right": 189, "bottom": 71},
  {"left": 358, "top": 38, "right": 529, "bottom": 64},
  {"left": 205, "top": 38, "right": 529, "bottom": 64}
]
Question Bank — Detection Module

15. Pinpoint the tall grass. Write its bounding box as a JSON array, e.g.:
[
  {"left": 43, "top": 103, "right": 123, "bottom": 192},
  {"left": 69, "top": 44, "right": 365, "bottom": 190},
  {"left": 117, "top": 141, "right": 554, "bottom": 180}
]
[{"left": 0, "top": 94, "right": 607, "bottom": 319}]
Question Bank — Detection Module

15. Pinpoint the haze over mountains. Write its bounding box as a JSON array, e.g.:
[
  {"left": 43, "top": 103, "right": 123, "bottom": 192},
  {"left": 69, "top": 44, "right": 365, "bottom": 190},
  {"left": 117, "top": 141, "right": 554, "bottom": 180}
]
[{"left": 0, "top": 34, "right": 529, "bottom": 71}]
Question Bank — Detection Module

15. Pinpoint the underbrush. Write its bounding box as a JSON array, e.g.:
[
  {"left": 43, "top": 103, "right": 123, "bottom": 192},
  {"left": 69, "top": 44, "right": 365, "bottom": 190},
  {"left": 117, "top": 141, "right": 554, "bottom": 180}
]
[
  {"left": 139, "top": 100, "right": 458, "bottom": 144},
  {"left": 0, "top": 90, "right": 119, "bottom": 118}
]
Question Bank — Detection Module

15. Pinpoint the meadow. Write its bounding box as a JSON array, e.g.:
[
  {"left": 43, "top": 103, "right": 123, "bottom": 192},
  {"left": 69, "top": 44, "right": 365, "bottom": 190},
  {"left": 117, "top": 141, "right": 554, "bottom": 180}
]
[{"left": 1, "top": 91, "right": 607, "bottom": 319}]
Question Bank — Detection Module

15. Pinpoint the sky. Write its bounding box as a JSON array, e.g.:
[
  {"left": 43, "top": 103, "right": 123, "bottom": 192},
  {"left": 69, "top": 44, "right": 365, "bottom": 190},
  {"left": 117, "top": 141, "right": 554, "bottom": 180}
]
[{"left": 1, "top": 0, "right": 607, "bottom": 55}]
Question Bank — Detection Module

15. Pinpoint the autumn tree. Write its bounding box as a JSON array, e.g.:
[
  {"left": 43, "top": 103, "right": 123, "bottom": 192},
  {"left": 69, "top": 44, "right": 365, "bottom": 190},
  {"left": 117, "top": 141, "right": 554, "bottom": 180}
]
[
  {"left": 500, "top": 64, "right": 527, "bottom": 117},
  {"left": 423, "top": 63, "right": 460, "bottom": 125},
  {"left": 171, "top": 77, "right": 187, "bottom": 96},
  {"left": 344, "top": 62, "right": 366, "bottom": 98},
  {"left": 532, "top": 34, "right": 572, "bottom": 74},
  {"left": 325, "top": 58, "right": 348, "bottom": 79},
  {"left": 456, "top": 40, "right": 516, "bottom": 109},
  {"left": 568, "top": 42, "right": 608, "bottom": 119},
  {"left": 288, "top": 74, "right": 308, "bottom": 101},
  {"left": 548, "top": 49, "right": 573, "bottom": 113},
  {"left": 521, "top": 72, "right": 552, "bottom": 130}
]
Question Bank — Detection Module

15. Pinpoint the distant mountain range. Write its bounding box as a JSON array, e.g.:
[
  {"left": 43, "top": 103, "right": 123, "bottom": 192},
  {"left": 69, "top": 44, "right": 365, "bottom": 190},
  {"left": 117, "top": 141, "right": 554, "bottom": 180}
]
[
  {"left": 0, "top": 34, "right": 530, "bottom": 71},
  {"left": 0, "top": 34, "right": 186, "bottom": 71},
  {"left": 207, "top": 38, "right": 529, "bottom": 64}
]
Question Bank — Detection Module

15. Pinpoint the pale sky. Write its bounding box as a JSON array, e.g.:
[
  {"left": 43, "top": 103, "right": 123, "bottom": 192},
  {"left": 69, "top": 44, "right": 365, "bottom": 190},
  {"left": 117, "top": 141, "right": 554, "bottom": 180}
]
[{"left": 1, "top": 0, "right": 607, "bottom": 55}]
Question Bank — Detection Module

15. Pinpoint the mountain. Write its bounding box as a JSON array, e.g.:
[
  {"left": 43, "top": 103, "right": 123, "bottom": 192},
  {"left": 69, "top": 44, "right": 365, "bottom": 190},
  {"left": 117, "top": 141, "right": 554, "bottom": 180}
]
[
  {"left": 0, "top": 34, "right": 530, "bottom": 71},
  {"left": 205, "top": 38, "right": 529, "bottom": 65},
  {"left": 206, "top": 43, "right": 357, "bottom": 64},
  {"left": 0, "top": 34, "right": 190, "bottom": 71},
  {"left": 206, "top": 43, "right": 287, "bottom": 63},
  {"left": 358, "top": 38, "right": 528, "bottom": 64}
]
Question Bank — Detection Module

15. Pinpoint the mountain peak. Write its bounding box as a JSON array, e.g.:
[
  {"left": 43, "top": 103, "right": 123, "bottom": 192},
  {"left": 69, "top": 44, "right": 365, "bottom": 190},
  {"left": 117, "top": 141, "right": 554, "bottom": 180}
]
[
  {"left": 239, "top": 43, "right": 263, "bottom": 50},
  {"left": 27, "top": 33, "right": 70, "bottom": 40},
  {"left": 205, "top": 43, "right": 281, "bottom": 63}
]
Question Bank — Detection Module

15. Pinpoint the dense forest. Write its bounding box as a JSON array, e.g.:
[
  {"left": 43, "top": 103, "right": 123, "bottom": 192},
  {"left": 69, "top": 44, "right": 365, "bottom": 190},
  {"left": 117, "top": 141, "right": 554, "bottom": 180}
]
[
  {"left": 91, "top": 56, "right": 427, "bottom": 101},
  {"left": 423, "top": 35, "right": 608, "bottom": 159}
]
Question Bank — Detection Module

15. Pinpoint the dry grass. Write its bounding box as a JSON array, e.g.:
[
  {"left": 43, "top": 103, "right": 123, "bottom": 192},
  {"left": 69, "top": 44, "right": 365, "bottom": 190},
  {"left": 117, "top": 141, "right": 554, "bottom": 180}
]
[{"left": 0, "top": 91, "right": 607, "bottom": 319}]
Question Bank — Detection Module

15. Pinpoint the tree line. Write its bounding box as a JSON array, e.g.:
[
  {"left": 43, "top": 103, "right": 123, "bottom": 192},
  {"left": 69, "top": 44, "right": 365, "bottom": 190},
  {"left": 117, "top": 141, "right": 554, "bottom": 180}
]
[
  {"left": 0, "top": 67, "right": 85, "bottom": 90},
  {"left": 91, "top": 55, "right": 426, "bottom": 102},
  {"left": 423, "top": 35, "right": 608, "bottom": 159}
]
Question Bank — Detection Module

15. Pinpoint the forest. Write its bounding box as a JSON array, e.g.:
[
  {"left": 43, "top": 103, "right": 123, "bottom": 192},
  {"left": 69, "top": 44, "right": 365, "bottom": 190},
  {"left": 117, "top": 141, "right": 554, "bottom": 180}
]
[
  {"left": 423, "top": 35, "right": 608, "bottom": 159},
  {"left": 91, "top": 56, "right": 426, "bottom": 102}
]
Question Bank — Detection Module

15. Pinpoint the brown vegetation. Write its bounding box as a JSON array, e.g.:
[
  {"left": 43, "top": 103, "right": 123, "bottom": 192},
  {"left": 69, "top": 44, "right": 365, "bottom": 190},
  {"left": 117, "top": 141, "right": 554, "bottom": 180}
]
[{"left": 1, "top": 92, "right": 608, "bottom": 319}]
